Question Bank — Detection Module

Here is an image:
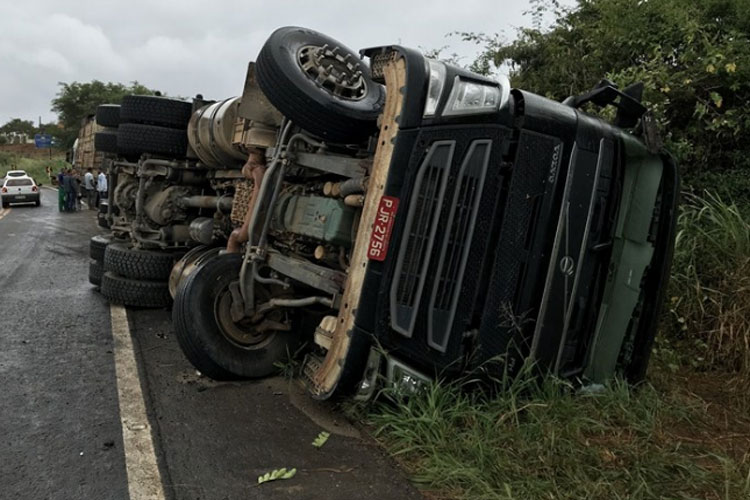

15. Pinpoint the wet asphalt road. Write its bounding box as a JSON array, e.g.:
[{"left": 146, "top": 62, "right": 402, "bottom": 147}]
[{"left": 0, "top": 190, "right": 421, "bottom": 500}]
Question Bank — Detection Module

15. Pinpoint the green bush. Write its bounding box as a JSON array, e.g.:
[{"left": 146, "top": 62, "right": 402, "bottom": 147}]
[
  {"left": 666, "top": 192, "right": 750, "bottom": 375},
  {"left": 367, "top": 373, "right": 750, "bottom": 500},
  {"left": 462, "top": 0, "right": 750, "bottom": 202},
  {"left": 0, "top": 152, "right": 67, "bottom": 185}
]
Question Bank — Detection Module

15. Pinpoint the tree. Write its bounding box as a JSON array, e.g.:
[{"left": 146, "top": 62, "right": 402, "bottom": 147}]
[
  {"left": 51, "top": 80, "right": 159, "bottom": 148},
  {"left": 0, "top": 118, "right": 37, "bottom": 137},
  {"left": 462, "top": 0, "right": 750, "bottom": 198}
]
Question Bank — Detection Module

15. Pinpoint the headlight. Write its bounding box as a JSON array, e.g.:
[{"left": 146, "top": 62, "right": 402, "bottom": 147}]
[
  {"left": 443, "top": 76, "right": 504, "bottom": 116},
  {"left": 423, "top": 59, "right": 446, "bottom": 117}
]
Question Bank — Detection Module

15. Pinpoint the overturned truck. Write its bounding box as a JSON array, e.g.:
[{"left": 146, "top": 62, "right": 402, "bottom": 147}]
[
  {"left": 108, "top": 26, "right": 679, "bottom": 400},
  {"left": 89, "top": 91, "right": 254, "bottom": 305}
]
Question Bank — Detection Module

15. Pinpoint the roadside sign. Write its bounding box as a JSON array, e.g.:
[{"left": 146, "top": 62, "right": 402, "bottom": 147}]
[{"left": 34, "top": 133, "right": 52, "bottom": 148}]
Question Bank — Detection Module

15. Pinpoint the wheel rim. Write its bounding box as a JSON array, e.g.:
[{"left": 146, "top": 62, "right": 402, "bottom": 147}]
[
  {"left": 213, "top": 288, "right": 274, "bottom": 350},
  {"left": 297, "top": 44, "right": 367, "bottom": 101}
]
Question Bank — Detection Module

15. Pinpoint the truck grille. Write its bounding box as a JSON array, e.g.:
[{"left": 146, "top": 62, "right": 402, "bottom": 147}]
[
  {"left": 428, "top": 140, "right": 492, "bottom": 352},
  {"left": 475, "top": 131, "right": 564, "bottom": 368},
  {"left": 390, "top": 141, "right": 455, "bottom": 337}
]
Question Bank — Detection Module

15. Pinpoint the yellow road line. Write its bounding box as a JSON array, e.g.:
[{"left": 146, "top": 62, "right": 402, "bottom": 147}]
[
  {"left": 110, "top": 304, "right": 166, "bottom": 500},
  {"left": 0, "top": 207, "right": 11, "bottom": 221}
]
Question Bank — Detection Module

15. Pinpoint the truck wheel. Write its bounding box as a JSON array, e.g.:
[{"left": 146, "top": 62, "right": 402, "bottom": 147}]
[
  {"left": 117, "top": 123, "right": 188, "bottom": 158},
  {"left": 89, "top": 259, "right": 104, "bottom": 287},
  {"left": 97, "top": 212, "right": 110, "bottom": 229},
  {"left": 120, "top": 95, "right": 193, "bottom": 129},
  {"left": 168, "top": 245, "right": 221, "bottom": 299},
  {"left": 96, "top": 104, "right": 121, "bottom": 128},
  {"left": 104, "top": 243, "right": 184, "bottom": 281},
  {"left": 173, "top": 253, "right": 299, "bottom": 379},
  {"left": 100, "top": 272, "right": 171, "bottom": 308},
  {"left": 90, "top": 234, "right": 113, "bottom": 263},
  {"left": 256, "top": 26, "right": 385, "bottom": 144},
  {"left": 94, "top": 130, "right": 119, "bottom": 154}
]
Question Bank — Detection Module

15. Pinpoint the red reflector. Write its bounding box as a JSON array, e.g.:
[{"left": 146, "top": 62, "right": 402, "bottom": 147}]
[{"left": 368, "top": 195, "right": 399, "bottom": 262}]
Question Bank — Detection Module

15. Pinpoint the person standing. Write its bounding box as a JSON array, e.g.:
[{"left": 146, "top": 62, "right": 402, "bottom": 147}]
[
  {"left": 57, "top": 168, "right": 66, "bottom": 212},
  {"left": 83, "top": 168, "right": 96, "bottom": 210},
  {"left": 62, "top": 169, "right": 77, "bottom": 212},
  {"left": 74, "top": 171, "right": 83, "bottom": 210},
  {"left": 96, "top": 169, "right": 108, "bottom": 207}
]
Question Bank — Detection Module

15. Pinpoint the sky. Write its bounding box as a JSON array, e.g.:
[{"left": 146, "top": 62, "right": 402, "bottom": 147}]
[{"left": 0, "top": 0, "right": 565, "bottom": 125}]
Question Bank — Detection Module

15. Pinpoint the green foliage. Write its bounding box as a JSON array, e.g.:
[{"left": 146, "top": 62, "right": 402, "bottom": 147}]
[
  {"left": 0, "top": 118, "right": 37, "bottom": 136},
  {"left": 51, "top": 80, "right": 158, "bottom": 149},
  {"left": 0, "top": 118, "right": 58, "bottom": 142},
  {"left": 0, "top": 151, "right": 67, "bottom": 185},
  {"left": 464, "top": 0, "right": 750, "bottom": 197},
  {"left": 368, "top": 373, "right": 750, "bottom": 500},
  {"left": 256, "top": 467, "right": 296, "bottom": 484},
  {"left": 311, "top": 431, "right": 330, "bottom": 449},
  {"left": 668, "top": 191, "right": 750, "bottom": 375}
]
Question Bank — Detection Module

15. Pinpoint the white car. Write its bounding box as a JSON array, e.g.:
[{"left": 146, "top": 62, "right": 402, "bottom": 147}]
[
  {"left": 1, "top": 170, "right": 28, "bottom": 183},
  {"left": 1, "top": 175, "right": 40, "bottom": 207}
]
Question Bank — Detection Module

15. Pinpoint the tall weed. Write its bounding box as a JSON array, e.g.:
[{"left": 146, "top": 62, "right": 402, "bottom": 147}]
[
  {"left": 368, "top": 373, "right": 750, "bottom": 500},
  {"left": 668, "top": 192, "right": 750, "bottom": 375}
]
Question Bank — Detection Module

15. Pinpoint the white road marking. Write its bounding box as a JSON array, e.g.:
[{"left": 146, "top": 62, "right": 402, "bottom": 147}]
[
  {"left": 110, "top": 304, "right": 166, "bottom": 500},
  {"left": 0, "top": 207, "right": 11, "bottom": 220}
]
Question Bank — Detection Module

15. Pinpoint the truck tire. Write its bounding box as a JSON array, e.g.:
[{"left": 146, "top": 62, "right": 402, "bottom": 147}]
[
  {"left": 89, "top": 259, "right": 104, "bottom": 287},
  {"left": 100, "top": 272, "right": 171, "bottom": 308},
  {"left": 171, "top": 258, "right": 238, "bottom": 380},
  {"left": 90, "top": 234, "right": 112, "bottom": 262},
  {"left": 104, "top": 243, "right": 183, "bottom": 281},
  {"left": 256, "top": 26, "right": 384, "bottom": 144},
  {"left": 96, "top": 104, "right": 121, "bottom": 128},
  {"left": 94, "top": 130, "right": 119, "bottom": 154},
  {"left": 117, "top": 123, "right": 188, "bottom": 158},
  {"left": 120, "top": 95, "right": 193, "bottom": 129},
  {"left": 172, "top": 253, "right": 299, "bottom": 379},
  {"left": 97, "top": 212, "right": 110, "bottom": 229}
]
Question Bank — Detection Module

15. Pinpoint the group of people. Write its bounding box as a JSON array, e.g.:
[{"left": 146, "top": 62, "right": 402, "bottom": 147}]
[{"left": 57, "top": 168, "right": 107, "bottom": 212}]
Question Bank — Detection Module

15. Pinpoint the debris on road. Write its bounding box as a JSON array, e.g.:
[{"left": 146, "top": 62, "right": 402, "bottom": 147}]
[
  {"left": 257, "top": 467, "right": 297, "bottom": 484},
  {"left": 312, "top": 431, "right": 330, "bottom": 449}
]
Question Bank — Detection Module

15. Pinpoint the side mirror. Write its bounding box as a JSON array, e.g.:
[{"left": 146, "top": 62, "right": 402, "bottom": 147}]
[{"left": 38, "top": 183, "right": 43, "bottom": 187}]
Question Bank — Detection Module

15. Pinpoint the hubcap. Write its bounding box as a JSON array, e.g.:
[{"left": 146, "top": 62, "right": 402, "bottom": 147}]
[
  {"left": 214, "top": 290, "right": 272, "bottom": 349},
  {"left": 297, "top": 44, "right": 367, "bottom": 101}
]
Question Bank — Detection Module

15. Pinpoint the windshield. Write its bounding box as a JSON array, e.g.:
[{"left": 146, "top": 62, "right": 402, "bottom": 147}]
[
  {"left": 7, "top": 171, "right": 26, "bottom": 177},
  {"left": 6, "top": 178, "right": 33, "bottom": 187}
]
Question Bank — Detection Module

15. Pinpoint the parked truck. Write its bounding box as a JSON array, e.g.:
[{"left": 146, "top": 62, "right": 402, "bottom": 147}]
[{"left": 96, "top": 26, "right": 678, "bottom": 401}]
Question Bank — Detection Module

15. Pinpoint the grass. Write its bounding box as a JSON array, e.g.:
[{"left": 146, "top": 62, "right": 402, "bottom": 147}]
[
  {"left": 667, "top": 192, "right": 750, "bottom": 376},
  {"left": 0, "top": 151, "right": 67, "bottom": 185},
  {"left": 362, "top": 371, "right": 750, "bottom": 500}
]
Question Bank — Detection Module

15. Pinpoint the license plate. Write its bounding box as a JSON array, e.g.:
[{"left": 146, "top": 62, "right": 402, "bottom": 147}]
[
  {"left": 15, "top": 195, "right": 26, "bottom": 200},
  {"left": 367, "top": 195, "right": 399, "bottom": 261}
]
